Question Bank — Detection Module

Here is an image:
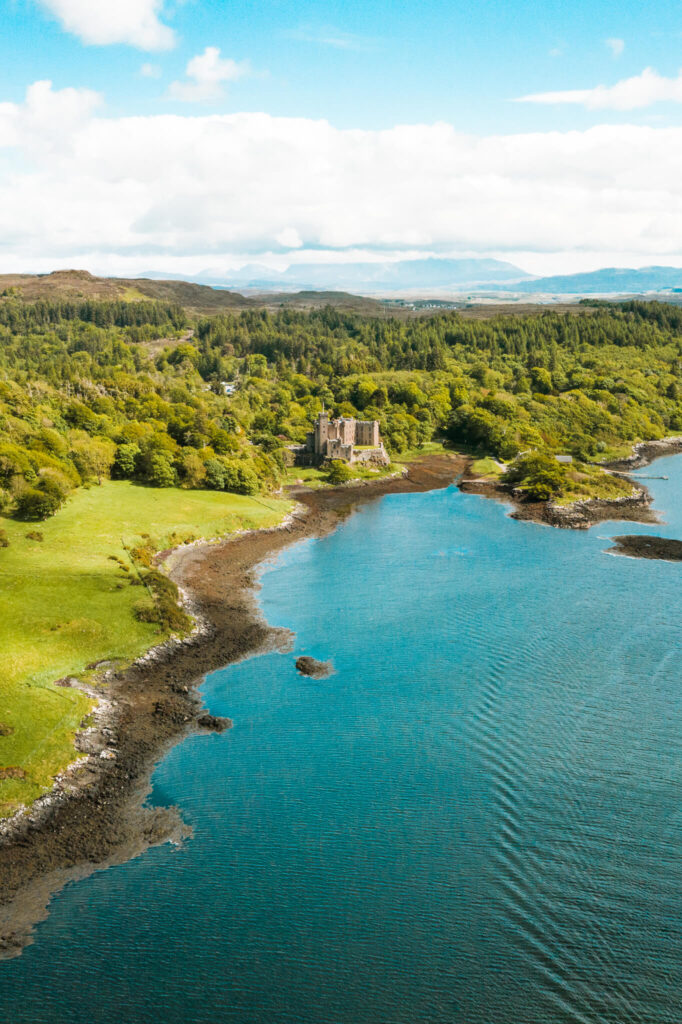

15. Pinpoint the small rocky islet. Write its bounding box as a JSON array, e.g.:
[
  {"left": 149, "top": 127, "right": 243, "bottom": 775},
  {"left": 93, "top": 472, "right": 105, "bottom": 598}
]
[
  {"left": 295, "top": 656, "right": 335, "bottom": 678},
  {"left": 609, "top": 535, "right": 682, "bottom": 561}
]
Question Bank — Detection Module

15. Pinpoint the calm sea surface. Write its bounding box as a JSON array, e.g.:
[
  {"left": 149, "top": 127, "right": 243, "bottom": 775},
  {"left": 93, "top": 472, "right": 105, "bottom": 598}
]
[{"left": 3, "top": 459, "right": 682, "bottom": 1023}]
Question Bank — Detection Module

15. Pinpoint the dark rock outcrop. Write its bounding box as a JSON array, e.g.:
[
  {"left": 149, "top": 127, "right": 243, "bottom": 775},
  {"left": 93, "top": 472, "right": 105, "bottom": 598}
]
[
  {"left": 295, "top": 656, "right": 334, "bottom": 678},
  {"left": 196, "top": 714, "right": 232, "bottom": 733},
  {"left": 609, "top": 535, "right": 682, "bottom": 561}
]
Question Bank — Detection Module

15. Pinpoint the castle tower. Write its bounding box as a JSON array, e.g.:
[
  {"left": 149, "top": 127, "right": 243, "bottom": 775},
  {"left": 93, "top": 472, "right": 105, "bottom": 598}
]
[
  {"left": 339, "top": 417, "right": 355, "bottom": 445},
  {"left": 314, "top": 412, "right": 329, "bottom": 456}
]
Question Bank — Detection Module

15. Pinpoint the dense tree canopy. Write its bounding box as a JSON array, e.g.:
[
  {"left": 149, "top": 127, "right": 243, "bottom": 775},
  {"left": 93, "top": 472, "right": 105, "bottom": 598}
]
[{"left": 1, "top": 296, "right": 682, "bottom": 517}]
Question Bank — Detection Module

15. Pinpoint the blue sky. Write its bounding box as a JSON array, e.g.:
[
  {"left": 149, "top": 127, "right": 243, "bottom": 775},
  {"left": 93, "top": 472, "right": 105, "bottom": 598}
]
[
  {"left": 4, "top": 0, "right": 682, "bottom": 130},
  {"left": 1, "top": 0, "right": 682, "bottom": 277}
]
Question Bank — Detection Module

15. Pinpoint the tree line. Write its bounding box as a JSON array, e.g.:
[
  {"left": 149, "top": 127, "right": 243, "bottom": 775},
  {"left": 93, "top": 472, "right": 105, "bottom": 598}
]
[{"left": 2, "top": 296, "right": 682, "bottom": 517}]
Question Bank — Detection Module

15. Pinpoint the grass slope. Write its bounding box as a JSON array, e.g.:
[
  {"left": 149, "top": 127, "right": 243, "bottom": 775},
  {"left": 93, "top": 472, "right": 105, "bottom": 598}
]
[
  {"left": 0, "top": 270, "right": 255, "bottom": 313},
  {"left": 471, "top": 457, "right": 504, "bottom": 478},
  {"left": 0, "top": 482, "right": 290, "bottom": 817}
]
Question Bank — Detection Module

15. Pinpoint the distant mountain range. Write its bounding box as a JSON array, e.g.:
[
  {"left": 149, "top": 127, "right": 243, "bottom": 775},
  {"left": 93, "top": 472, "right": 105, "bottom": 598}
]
[
  {"left": 215, "top": 258, "right": 531, "bottom": 292},
  {"left": 510, "top": 266, "right": 682, "bottom": 295},
  {"left": 184, "top": 260, "right": 682, "bottom": 296},
  {"left": 8, "top": 265, "right": 682, "bottom": 314}
]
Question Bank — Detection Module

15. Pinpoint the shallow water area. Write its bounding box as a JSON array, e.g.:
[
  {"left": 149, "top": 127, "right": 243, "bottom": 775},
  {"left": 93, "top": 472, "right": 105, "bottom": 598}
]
[{"left": 2, "top": 458, "right": 682, "bottom": 1023}]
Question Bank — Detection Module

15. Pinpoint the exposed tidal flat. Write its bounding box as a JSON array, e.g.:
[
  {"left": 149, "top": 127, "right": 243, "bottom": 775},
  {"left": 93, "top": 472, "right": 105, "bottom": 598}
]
[{"left": 2, "top": 458, "right": 682, "bottom": 1022}]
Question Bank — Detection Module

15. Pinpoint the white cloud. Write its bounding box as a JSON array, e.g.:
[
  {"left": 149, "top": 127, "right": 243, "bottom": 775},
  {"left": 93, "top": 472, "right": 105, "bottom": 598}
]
[
  {"left": 37, "top": 0, "right": 175, "bottom": 50},
  {"left": 0, "top": 79, "right": 101, "bottom": 153},
  {"left": 4, "top": 80, "right": 682, "bottom": 270},
  {"left": 168, "top": 47, "right": 251, "bottom": 102},
  {"left": 516, "top": 66, "right": 682, "bottom": 109},
  {"left": 606, "top": 37, "right": 625, "bottom": 58},
  {"left": 287, "top": 25, "right": 373, "bottom": 51},
  {"left": 275, "top": 228, "right": 303, "bottom": 248},
  {"left": 140, "top": 63, "right": 162, "bottom": 79}
]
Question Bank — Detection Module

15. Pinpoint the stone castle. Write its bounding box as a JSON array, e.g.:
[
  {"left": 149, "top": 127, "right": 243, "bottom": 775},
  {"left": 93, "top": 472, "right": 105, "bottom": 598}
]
[{"left": 289, "top": 412, "right": 389, "bottom": 466}]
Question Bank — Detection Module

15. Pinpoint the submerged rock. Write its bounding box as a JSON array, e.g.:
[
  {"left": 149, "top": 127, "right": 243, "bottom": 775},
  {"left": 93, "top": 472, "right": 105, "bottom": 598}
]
[
  {"left": 197, "top": 714, "right": 232, "bottom": 733},
  {"left": 295, "top": 656, "right": 334, "bottom": 679}
]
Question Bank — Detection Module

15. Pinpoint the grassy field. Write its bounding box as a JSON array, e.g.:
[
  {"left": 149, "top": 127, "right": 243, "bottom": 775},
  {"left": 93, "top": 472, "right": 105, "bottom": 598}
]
[
  {"left": 0, "top": 482, "right": 290, "bottom": 818},
  {"left": 467, "top": 454, "right": 631, "bottom": 503},
  {"left": 283, "top": 461, "right": 400, "bottom": 489},
  {"left": 283, "top": 442, "right": 456, "bottom": 490},
  {"left": 470, "top": 457, "right": 504, "bottom": 478},
  {"left": 555, "top": 464, "right": 634, "bottom": 506},
  {"left": 394, "top": 441, "right": 448, "bottom": 462}
]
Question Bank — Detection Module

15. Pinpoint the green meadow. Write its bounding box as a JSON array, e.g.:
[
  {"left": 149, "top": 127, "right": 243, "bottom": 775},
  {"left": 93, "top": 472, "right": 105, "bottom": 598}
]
[
  {"left": 0, "top": 482, "right": 290, "bottom": 818},
  {"left": 471, "top": 457, "right": 504, "bottom": 478}
]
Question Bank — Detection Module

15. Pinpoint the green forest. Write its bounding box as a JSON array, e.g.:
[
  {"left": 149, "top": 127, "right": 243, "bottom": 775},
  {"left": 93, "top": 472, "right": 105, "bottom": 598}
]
[{"left": 2, "top": 296, "right": 682, "bottom": 517}]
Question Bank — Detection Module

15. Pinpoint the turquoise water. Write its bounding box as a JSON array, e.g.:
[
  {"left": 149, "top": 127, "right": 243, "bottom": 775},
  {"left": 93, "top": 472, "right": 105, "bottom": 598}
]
[{"left": 2, "top": 460, "right": 682, "bottom": 1023}]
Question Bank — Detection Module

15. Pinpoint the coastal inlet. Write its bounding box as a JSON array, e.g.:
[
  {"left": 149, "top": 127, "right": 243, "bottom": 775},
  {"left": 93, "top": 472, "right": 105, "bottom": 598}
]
[{"left": 1, "top": 456, "right": 682, "bottom": 1022}]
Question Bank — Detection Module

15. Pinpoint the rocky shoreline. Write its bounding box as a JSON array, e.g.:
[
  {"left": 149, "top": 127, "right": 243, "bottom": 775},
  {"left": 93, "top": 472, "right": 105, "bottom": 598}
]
[
  {"left": 0, "top": 452, "right": 466, "bottom": 959},
  {"left": 603, "top": 436, "right": 682, "bottom": 472},
  {"left": 460, "top": 435, "right": 682, "bottom": 530},
  {"left": 459, "top": 475, "right": 657, "bottom": 530}
]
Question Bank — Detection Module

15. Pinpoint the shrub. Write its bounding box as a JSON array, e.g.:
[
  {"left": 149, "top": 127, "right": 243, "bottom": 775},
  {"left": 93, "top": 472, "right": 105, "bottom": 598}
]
[
  {"left": 38, "top": 469, "right": 70, "bottom": 501},
  {"left": 140, "top": 569, "right": 192, "bottom": 633},
  {"left": 180, "top": 450, "right": 206, "bottom": 489},
  {"left": 326, "top": 459, "right": 354, "bottom": 485},
  {"left": 0, "top": 529, "right": 8, "bottom": 548},
  {"left": 147, "top": 452, "right": 176, "bottom": 488},
  {"left": 69, "top": 438, "right": 115, "bottom": 485},
  {"left": 113, "top": 443, "right": 140, "bottom": 479},
  {"left": 506, "top": 452, "right": 567, "bottom": 502},
  {"left": 530, "top": 367, "right": 554, "bottom": 394},
  {"left": 15, "top": 488, "right": 61, "bottom": 521},
  {"left": 25, "top": 531, "right": 44, "bottom": 541},
  {"left": 204, "top": 458, "right": 225, "bottom": 490},
  {"left": 133, "top": 598, "right": 157, "bottom": 623},
  {"left": 127, "top": 544, "right": 154, "bottom": 568},
  {"left": 222, "top": 461, "right": 259, "bottom": 495}
]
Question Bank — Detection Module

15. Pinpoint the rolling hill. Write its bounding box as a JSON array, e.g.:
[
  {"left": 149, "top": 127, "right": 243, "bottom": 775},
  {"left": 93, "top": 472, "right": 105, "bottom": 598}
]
[{"left": 0, "top": 270, "right": 389, "bottom": 316}]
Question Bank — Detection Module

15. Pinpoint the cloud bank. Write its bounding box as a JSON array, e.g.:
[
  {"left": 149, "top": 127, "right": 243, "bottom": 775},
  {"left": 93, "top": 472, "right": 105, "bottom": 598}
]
[
  {"left": 517, "top": 67, "right": 682, "bottom": 110},
  {"left": 2, "top": 81, "right": 682, "bottom": 269},
  {"left": 37, "top": 0, "right": 175, "bottom": 51}
]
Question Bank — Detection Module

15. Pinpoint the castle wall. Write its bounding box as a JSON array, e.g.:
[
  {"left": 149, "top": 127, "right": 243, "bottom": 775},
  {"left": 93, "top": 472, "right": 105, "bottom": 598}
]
[
  {"left": 355, "top": 420, "right": 380, "bottom": 446},
  {"left": 351, "top": 445, "right": 389, "bottom": 466},
  {"left": 327, "top": 439, "right": 354, "bottom": 461},
  {"left": 311, "top": 413, "right": 385, "bottom": 464}
]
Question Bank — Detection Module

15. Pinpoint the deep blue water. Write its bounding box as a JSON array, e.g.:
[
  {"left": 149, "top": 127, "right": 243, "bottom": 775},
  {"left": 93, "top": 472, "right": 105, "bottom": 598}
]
[{"left": 2, "top": 459, "right": 682, "bottom": 1023}]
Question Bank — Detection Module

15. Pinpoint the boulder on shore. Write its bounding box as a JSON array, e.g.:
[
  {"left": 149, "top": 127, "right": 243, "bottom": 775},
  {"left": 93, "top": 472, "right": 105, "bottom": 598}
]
[{"left": 295, "top": 656, "right": 334, "bottom": 679}]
